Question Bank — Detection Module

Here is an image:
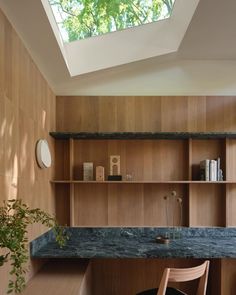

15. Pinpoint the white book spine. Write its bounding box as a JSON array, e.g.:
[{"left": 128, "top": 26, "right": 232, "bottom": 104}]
[
  {"left": 217, "top": 157, "right": 220, "bottom": 181},
  {"left": 210, "top": 160, "right": 217, "bottom": 181}
]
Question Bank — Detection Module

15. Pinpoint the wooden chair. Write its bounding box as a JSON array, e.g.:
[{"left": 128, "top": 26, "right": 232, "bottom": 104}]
[{"left": 137, "top": 260, "right": 210, "bottom": 295}]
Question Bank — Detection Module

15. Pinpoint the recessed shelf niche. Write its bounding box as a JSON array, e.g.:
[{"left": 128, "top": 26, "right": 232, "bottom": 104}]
[{"left": 51, "top": 132, "right": 236, "bottom": 227}]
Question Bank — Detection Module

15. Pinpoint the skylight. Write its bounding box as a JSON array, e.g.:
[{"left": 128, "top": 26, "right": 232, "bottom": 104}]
[
  {"left": 42, "top": 0, "right": 200, "bottom": 76},
  {"left": 48, "top": 0, "right": 176, "bottom": 43}
]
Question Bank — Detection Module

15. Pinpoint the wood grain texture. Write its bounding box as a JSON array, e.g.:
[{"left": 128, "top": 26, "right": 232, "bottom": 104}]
[
  {"left": 226, "top": 139, "right": 236, "bottom": 181},
  {"left": 73, "top": 140, "right": 188, "bottom": 181},
  {"left": 55, "top": 184, "right": 70, "bottom": 226},
  {"left": 55, "top": 140, "right": 70, "bottom": 180},
  {"left": 74, "top": 184, "right": 108, "bottom": 226},
  {"left": 143, "top": 184, "right": 187, "bottom": 227},
  {"left": 226, "top": 184, "right": 236, "bottom": 227},
  {"left": 21, "top": 260, "right": 89, "bottom": 295},
  {"left": 0, "top": 8, "right": 56, "bottom": 294},
  {"left": 189, "top": 184, "right": 225, "bottom": 227},
  {"left": 56, "top": 96, "right": 236, "bottom": 132},
  {"left": 221, "top": 259, "right": 236, "bottom": 295},
  {"left": 91, "top": 259, "right": 213, "bottom": 295},
  {"left": 69, "top": 183, "right": 188, "bottom": 227}
]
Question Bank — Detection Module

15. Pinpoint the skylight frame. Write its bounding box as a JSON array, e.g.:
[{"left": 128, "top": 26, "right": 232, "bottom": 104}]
[
  {"left": 48, "top": 0, "right": 177, "bottom": 43},
  {"left": 41, "top": 0, "right": 200, "bottom": 76}
]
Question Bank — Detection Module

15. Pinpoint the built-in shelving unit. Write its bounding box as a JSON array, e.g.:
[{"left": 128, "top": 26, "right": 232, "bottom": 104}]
[{"left": 51, "top": 132, "right": 236, "bottom": 228}]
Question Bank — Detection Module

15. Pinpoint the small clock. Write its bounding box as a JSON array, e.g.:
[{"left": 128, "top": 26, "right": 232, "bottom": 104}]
[{"left": 36, "top": 139, "right": 52, "bottom": 169}]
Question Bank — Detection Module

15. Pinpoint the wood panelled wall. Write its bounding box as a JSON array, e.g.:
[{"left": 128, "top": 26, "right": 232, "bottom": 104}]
[
  {"left": 56, "top": 96, "right": 236, "bottom": 132},
  {"left": 0, "top": 8, "right": 56, "bottom": 294}
]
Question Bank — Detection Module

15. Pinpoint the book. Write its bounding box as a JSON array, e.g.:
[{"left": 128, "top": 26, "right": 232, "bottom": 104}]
[
  {"left": 216, "top": 157, "right": 220, "bottom": 181},
  {"left": 200, "top": 159, "right": 210, "bottom": 181},
  {"left": 210, "top": 160, "right": 217, "bottom": 181},
  {"left": 83, "top": 162, "right": 93, "bottom": 181},
  {"left": 219, "top": 169, "right": 223, "bottom": 181}
]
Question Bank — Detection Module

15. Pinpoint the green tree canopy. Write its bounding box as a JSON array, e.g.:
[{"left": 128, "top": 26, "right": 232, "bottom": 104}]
[{"left": 49, "top": 0, "right": 175, "bottom": 42}]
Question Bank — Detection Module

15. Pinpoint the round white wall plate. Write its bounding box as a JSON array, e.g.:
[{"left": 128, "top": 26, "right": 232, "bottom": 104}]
[{"left": 36, "top": 139, "right": 52, "bottom": 169}]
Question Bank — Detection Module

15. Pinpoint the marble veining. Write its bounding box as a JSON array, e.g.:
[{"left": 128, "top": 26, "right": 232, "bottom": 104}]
[
  {"left": 49, "top": 132, "right": 236, "bottom": 140},
  {"left": 31, "top": 227, "right": 236, "bottom": 259}
]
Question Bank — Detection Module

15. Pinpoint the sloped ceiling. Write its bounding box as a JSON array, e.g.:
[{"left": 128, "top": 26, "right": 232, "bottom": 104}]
[{"left": 1, "top": 0, "right": 236, "bottom": 95}]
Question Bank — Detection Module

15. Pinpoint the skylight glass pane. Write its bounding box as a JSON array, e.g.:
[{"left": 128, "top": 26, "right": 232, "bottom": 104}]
[{"left": 48, "top": 0, "right": 176, "bottom": 42}]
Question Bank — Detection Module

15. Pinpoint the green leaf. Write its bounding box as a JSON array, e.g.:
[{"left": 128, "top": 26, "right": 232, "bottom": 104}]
[{"left": 0, "top": 199, "right": 69, "bottom": 294}]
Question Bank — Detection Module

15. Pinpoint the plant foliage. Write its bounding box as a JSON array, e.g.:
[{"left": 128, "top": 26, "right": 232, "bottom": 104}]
[
  {"left": 49, "top": 0, "right": 175, "bottom": 41},
  {"left": 0, "top": 199, "right": 68, "bottom": 294}
]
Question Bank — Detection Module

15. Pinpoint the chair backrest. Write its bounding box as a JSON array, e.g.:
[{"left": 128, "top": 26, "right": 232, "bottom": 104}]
[{"left": 157, "top": 261, "right": 210, "bottom": 295}]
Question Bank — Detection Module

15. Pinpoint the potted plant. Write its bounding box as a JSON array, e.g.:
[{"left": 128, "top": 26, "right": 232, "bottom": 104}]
[{"left": 0, "top": 199, "right": 68, "bottom": 294}]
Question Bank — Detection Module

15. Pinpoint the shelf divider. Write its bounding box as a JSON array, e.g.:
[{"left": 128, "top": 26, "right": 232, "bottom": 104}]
[{"left": 69, "top": 138, "right": 75, "bottom": 226}]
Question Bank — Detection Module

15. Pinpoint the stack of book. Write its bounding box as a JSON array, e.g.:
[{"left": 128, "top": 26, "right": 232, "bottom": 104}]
[{"left": 199, "top": 158, "right": 223, "bottom": 181}]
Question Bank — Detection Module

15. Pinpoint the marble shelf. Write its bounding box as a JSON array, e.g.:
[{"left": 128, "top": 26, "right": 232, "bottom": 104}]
[
  {"left": 49, "top": 132, "right": 236, "bottom": 140},
  {"left": 31, "top": 227, "right": 236, "bottom": 259}
]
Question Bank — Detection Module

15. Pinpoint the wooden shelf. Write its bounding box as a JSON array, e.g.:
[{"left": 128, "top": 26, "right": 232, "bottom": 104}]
[{"left": 53, "top": 133, "right": 236, "bottom": 228}]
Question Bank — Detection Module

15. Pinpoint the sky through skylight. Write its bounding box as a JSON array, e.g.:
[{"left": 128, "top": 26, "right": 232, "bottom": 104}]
[{"left": 48, "top": 0, "right": 176, "bottom": 42}]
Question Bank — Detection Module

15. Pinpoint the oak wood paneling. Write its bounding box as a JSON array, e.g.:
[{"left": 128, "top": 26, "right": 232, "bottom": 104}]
[
  {"left": 73, "top": 140, "right": 188, "bottom": 182},
  {"left": 221, "top": 259, "right": 236, "bottom": 295},
  {"left": 21, "top": 260, "right": 89, "bottom": 295},
  {"left": 226, "top": 139, "right": 236, "bottom": 181},
  {"left": 91, "top": 259, "right": 212, "bottom": 295},
  {"left": 108, "top": 183, "right": 144, "bottom": 226},
  {"left": 189, "top": 184, "right": 225, "bottom": 227},
  {"left": 74, "top": 184, "right": 108, "bottom": 226},
  {"left": 56, "top": 96, "right": 236, "bottom": 132},
  {"left": 226, "top": 184, "right": 236, "bottom": 227},
  {"left": 0, "top": 8, "right": 56, "bottom": 294},
  {"left": 65, "top": 183, "right": 188, "bottom": 227}
]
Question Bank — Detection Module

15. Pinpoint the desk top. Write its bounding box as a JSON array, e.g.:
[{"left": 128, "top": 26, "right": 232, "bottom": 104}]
[{"left": 31, "top": 227, "right": 236, "bottom": 259}]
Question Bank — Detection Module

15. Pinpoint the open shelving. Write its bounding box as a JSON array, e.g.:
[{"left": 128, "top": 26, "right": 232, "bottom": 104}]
[{"left": 51, "top": 132, "right": 236, "bottom": 227}]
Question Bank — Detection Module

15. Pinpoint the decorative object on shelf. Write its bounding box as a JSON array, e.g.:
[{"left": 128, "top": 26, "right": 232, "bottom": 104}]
[
  {"left": 83, "top": 162, "right": 93, "bottom": 181},
  {"left": 35, "top": 139, "right": 52, "bottom": 168},
  {"left": 0, "top": 199, "right": 68, "bottom": 294},
  {"left": 109, "top": 155, "right": 120, "bottom": 175},
  {"left": 159, "top": 190, "right": 183, "bottom": 241},
  {"left": 96, "top": 166, "right": 105, "bottom": 181},
  {"left": 125, "top": 173, "right": 134, "bottom": 181},
  {"left": 199, "top": 157, "right": 223, "bottom": 181},
  {"left": 108, "top": 175, "right": 122, "bottom": 181},
  {"left": 108, "top": 155, "right": 122, "bottom": 181},
  {"left": 155, "top": 235, "right": 170, "bottom": 244}
]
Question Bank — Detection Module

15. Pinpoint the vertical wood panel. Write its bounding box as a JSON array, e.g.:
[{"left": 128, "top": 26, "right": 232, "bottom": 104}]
[
  {"left": 74, "top": 184, "right": 108, "bottom": 226},
  {"left": 187, "top": 96, "right": 206, "bottom": 131},
  {"left": 56, "top": 96, "right": 236, "bottom": 132},
  {"left": 143, "top": 184, "right": 187, "bottom": 226},
  {"left": 226, "top": 184, "right": 236, "bottom": 227},
  {"left": 221, "top": 259, "right": 236, "bottom": 295},
  {"left": 108, "top": 183, "right": 144, "bottom": 226},
  {"left": 161, "top": 96, "right": 188, "bottom": 131},
  {"left": 226, "top": 139, "right": 236, "bottom": 181},
  {"left": 92, "top": 259, "right": 207, "bottom": 295},
  {"left": 189, "top": 184, "right": 225, "bottom": 227},
  {"left": 0, "top": 8, "right": 56, "bottom": 294}
]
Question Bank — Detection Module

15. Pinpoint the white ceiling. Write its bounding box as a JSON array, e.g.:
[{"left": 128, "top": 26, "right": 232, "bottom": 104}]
[{"left": 1, "top": 0, "right": 236, "bottom": 95}]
